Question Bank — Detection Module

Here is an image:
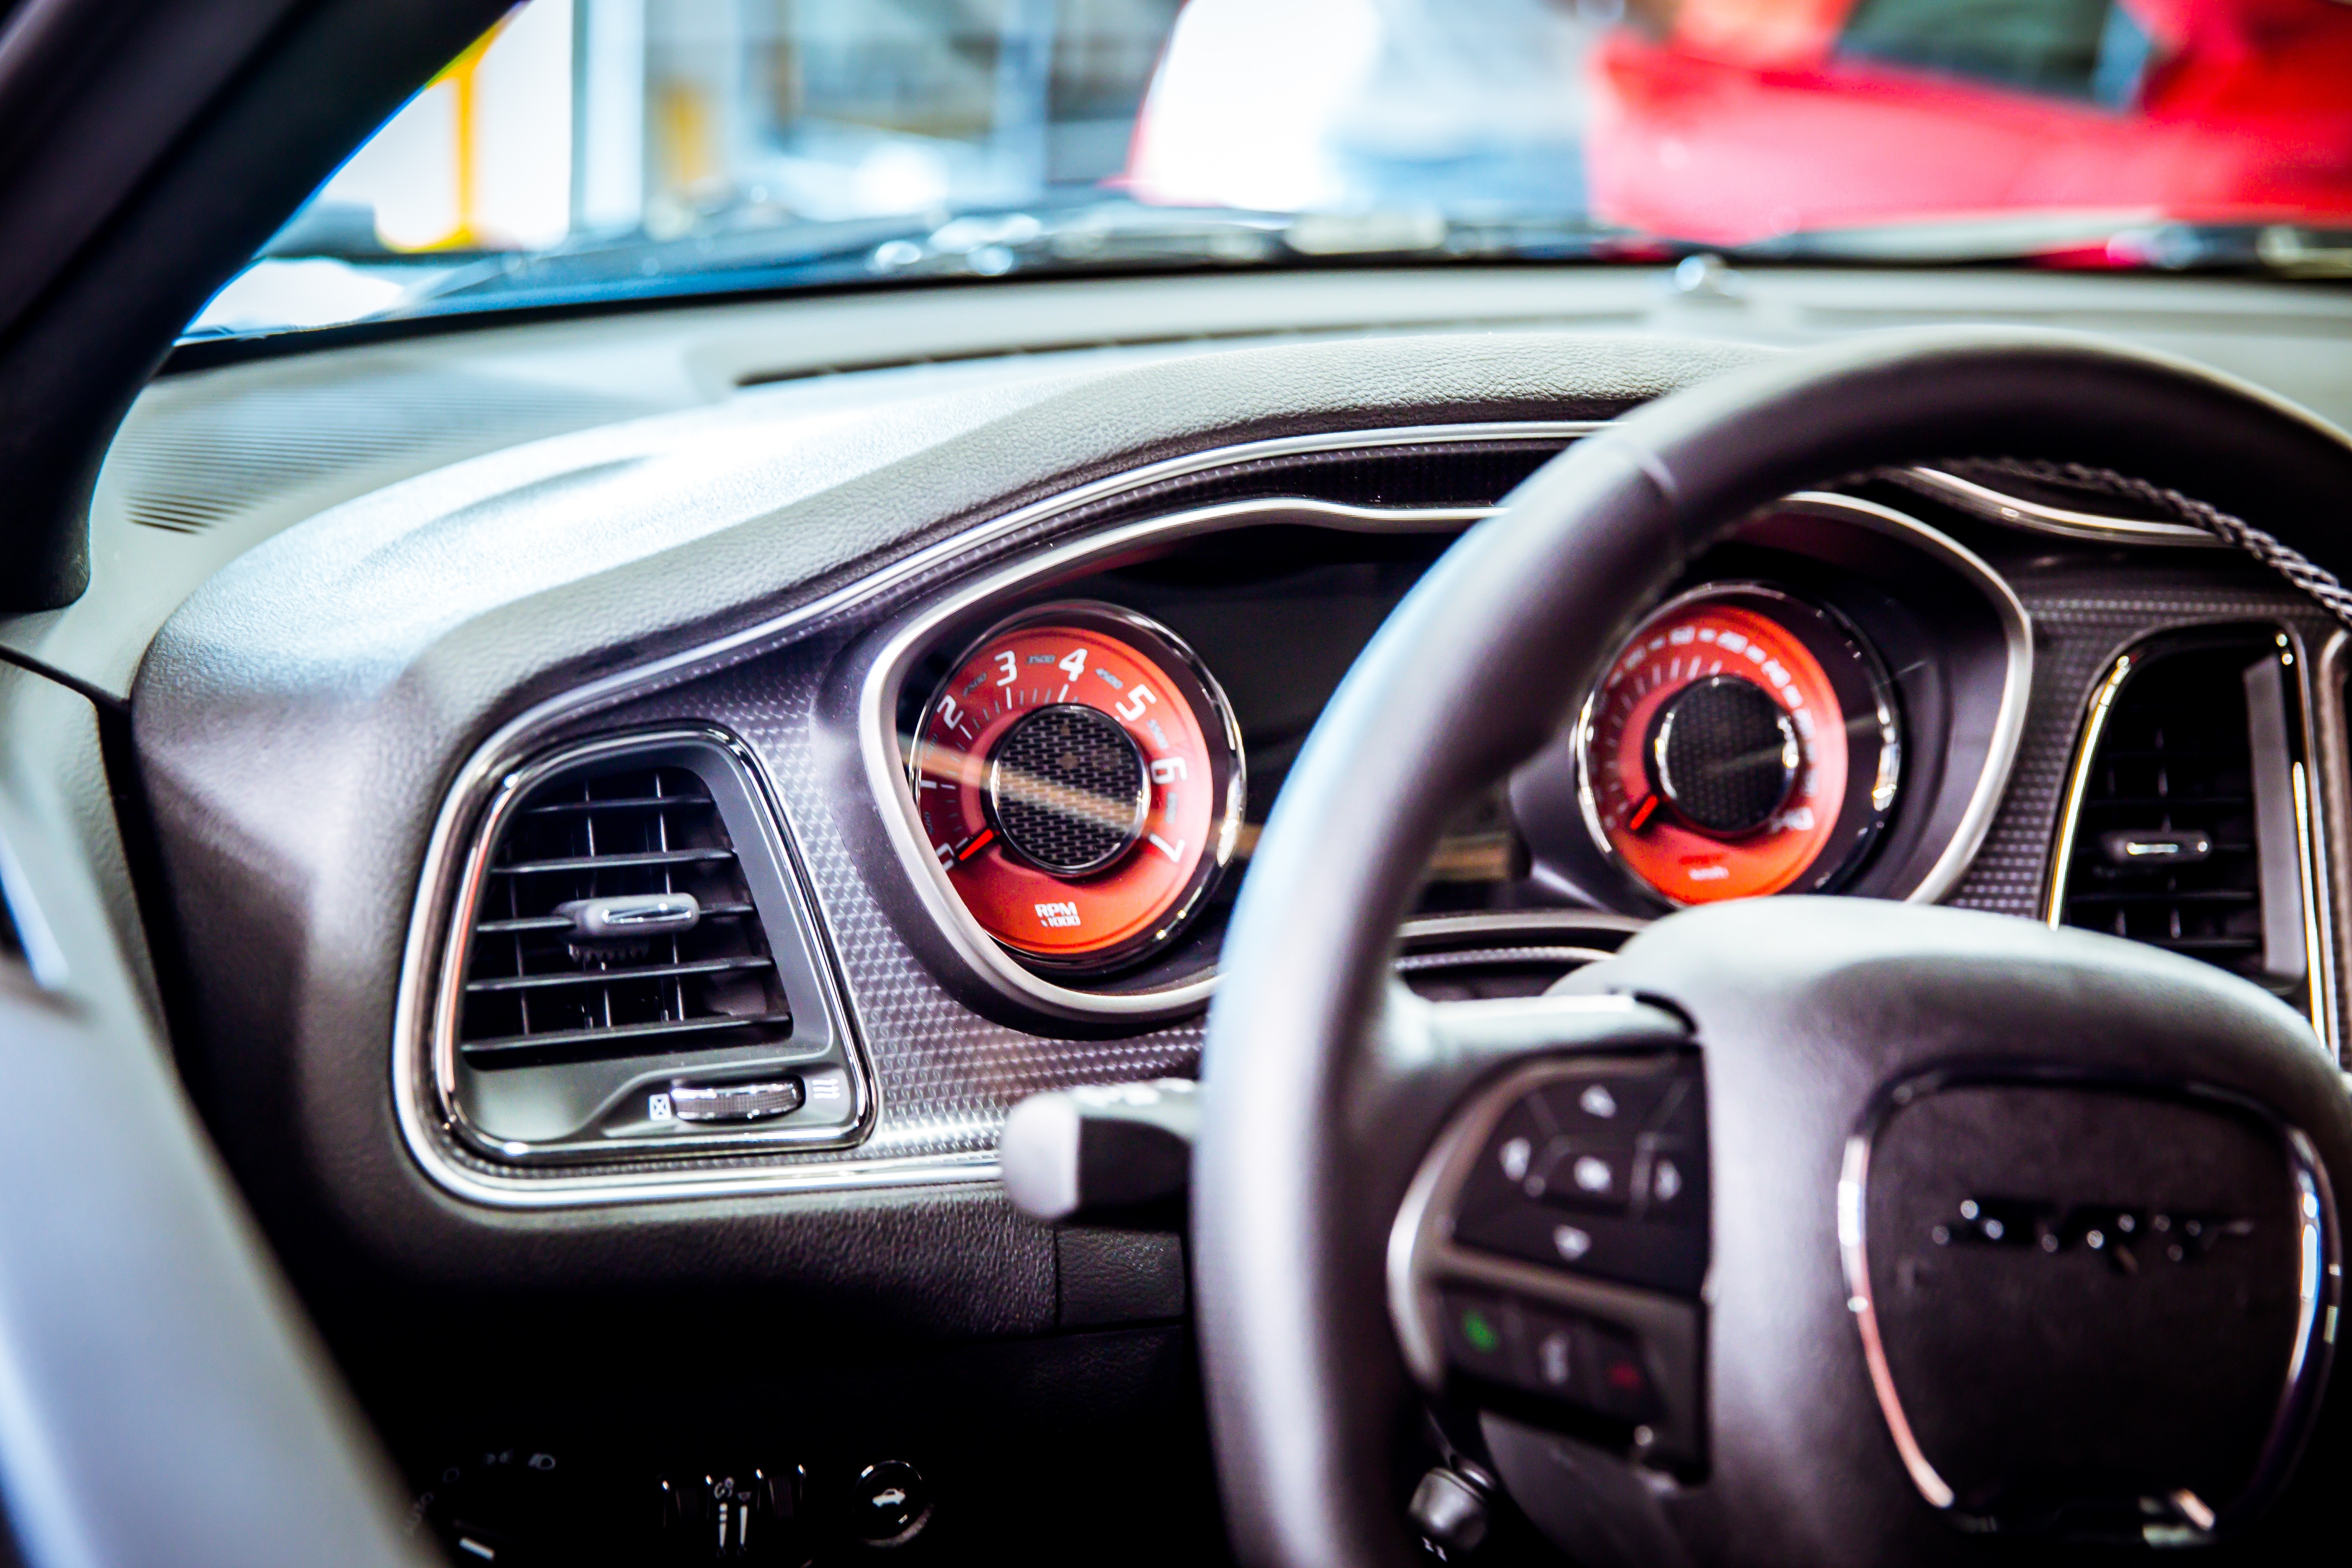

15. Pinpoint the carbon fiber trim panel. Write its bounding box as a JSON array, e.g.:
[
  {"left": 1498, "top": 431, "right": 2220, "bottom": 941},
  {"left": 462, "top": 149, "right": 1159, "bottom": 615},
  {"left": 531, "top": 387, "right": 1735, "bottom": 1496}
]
[
  {"left": 631, "top": 636, "right": 1209, "bottom": 1163},
  {"left": 1946, "top": 574, "right": 2340, "bottom": 927}
]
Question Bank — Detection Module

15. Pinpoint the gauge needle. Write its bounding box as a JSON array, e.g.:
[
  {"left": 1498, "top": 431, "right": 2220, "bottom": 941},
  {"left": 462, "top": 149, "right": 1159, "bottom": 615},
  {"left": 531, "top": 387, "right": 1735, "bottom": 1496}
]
[
  {"left": 1626, "top": 793, "right": 1662, "bottom": 834},
  {"left": 954, "top": 827, "right": 996, "bottom": 863}
]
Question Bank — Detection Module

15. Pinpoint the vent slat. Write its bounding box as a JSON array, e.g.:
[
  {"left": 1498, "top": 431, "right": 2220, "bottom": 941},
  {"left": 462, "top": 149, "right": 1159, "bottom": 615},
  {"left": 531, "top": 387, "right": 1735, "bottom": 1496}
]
[
  {"left": 464, "top": 956, "right": 775, "bottom": 993},
  {"left": 491, "top": 847, "right": 737, "bottom": 875},
  {"left": 522, "top": 794, "right": 714, "bottom": 816},
  {"left": 459, "top": 1011, "right": 794, "bottom": 1061}
]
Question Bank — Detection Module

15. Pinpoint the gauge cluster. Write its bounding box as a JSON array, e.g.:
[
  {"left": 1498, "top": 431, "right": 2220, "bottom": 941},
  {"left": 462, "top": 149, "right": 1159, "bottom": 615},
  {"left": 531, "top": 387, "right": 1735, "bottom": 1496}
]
[{"left": 858, "top": 493, "right": 2027, "bottom": 1028}]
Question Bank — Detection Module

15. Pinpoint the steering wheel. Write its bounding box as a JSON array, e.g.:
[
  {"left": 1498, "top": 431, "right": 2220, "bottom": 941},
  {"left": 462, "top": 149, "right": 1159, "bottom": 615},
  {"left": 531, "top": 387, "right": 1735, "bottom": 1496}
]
[{"left": 1196, "top": 329, "right": 2352, "bottom": 1568}]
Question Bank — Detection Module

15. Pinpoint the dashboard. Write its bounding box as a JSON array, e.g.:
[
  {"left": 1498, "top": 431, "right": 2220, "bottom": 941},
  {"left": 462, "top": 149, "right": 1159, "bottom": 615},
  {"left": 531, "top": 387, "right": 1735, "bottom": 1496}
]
[
  {"left": 18, "top": 264, "right": 2352, "bottom": 1561},
  {"left": 144, "top": 368, "right": 2339, "bottom": 1209}
]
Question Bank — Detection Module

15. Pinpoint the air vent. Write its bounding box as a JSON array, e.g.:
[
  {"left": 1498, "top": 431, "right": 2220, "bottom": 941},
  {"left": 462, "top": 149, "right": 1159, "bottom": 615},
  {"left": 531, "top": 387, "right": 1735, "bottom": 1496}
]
[
  {"left": 2054, "top": 628, "right": 2316, "bottom": 1011},
  {"left": 437, "top": 731, "right": 864, "bottom": 1163},
  {"left": 461, "top": 764, "right": 785, "bottom": 1061}
]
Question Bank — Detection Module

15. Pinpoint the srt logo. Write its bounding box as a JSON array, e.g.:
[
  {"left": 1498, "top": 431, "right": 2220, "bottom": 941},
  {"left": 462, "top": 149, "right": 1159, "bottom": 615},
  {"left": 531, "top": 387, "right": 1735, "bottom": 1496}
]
[{"left": 1931, "top": 1196, "right": 2253, "bottom": 1275}]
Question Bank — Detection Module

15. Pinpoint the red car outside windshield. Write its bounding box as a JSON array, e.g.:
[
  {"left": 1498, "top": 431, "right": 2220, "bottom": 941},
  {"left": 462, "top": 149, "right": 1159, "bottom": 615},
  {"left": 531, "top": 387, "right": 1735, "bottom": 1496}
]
[{"left": 1588, "top": 0, "right": 2352, "bottom": 243}]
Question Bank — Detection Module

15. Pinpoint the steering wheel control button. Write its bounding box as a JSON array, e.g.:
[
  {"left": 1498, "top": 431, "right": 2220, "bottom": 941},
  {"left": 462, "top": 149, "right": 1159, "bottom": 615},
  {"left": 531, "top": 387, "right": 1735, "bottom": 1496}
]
[
  {"left": 1511, "top": 1302, "right": 1604, "bottom": 1402},
  {"left": 1453, "top": 1058, "right": 1709, "bottom": 1296},
  {"left": 1439, "top": 1292, "right": 1518, "bottom": 1383},
  {"left": 1650, "top": 674, "right": 1800, "bottom": 836},
  {"left": 1454, "top": 1206, "right": 1708, "bottom": 1298},
  {"left": 1436, "top": 1290, "right": 1668, "bottom": 1429},
  {"left": 1528, "top": 1139, "right": 1627, "bottom": 1213},
  {"left": 1581, "top": 1322, "right": 1662, "bottom": 1423},
  {"left": 1396, "top": 1046, "right": 1713, "bottom": 1477},
  {"left": 846, "top": 1461, "right": 931, "bottom": 1546},
  {"left": 1556, "top": 1070, "right": 1676, "bottom": 1141}
]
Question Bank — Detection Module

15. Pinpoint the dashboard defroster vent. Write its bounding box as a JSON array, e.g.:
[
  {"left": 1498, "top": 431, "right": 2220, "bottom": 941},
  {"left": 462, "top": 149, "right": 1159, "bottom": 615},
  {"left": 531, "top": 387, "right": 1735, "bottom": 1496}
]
[
  {"left": 2050, "top": 627, "right": 2326, "bottom": 1038},
  {"left": 435, "top": 731, "right": 866, "bottom": 1164}
]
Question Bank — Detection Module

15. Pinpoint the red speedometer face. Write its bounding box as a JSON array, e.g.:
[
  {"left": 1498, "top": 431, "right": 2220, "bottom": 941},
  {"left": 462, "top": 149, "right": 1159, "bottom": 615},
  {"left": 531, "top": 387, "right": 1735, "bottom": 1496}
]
[
  {"left": 908, "top": 603, "right": 1244, "bottom": 973},
  {"left": 1577, "top": 587, "right": 1898, "bottom": 906}
]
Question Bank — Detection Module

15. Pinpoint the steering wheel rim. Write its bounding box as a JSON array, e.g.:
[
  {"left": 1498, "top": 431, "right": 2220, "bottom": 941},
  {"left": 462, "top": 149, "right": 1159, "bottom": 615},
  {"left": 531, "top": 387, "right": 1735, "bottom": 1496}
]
[{"left": 1194, "top": 327, "right": 2352, "bottom": 1568}]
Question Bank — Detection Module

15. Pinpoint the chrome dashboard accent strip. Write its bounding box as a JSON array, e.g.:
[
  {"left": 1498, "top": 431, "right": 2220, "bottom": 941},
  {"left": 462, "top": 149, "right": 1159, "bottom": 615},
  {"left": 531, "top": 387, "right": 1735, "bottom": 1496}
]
[
  {"left": 1776, "top": 493, "right": 2035, "bottom": 907},
  {"left": 1903, "top": 466, "right": 2222, "bottom": 546},
  {"left": 2044, "top": 650, "right": 2138, "bottom": 933}
]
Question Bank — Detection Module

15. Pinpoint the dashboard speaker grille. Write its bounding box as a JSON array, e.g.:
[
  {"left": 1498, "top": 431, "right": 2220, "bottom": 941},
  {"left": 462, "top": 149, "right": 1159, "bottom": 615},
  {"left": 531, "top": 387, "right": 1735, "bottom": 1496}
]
[
  {"left": 2056, "top": 628, "right": 2307, "bottom": 995},
  {"left": 459, "top": 763, "right": 791, "bottom": 1066}
]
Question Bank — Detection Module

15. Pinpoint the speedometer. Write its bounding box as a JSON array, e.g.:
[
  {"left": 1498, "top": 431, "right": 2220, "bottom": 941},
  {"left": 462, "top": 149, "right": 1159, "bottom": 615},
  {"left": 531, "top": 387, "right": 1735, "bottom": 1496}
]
[
  {"left": 1575, "top": 585, "right": 1899, "bottom": 906},
  {"left": 907, "top": 601, "right": 1245, "bottom": 974}
]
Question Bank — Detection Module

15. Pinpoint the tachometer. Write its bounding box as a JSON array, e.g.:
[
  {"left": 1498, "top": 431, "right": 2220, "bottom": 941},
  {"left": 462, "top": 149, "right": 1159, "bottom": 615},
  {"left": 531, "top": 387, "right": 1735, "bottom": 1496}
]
[
  {"left": 908, "top": 602, "right": 1245, "bottom": 973},
  {"left": 1575, "top": 585, "right": 1898, "bottom": 906}
]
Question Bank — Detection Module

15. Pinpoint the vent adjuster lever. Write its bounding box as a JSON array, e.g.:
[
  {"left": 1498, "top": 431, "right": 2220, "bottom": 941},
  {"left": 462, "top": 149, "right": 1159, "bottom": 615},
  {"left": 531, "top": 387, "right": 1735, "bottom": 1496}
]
[
  {"left": 2098, "top": 830, "right": 2213, "bottom": 866},
  {"left": 555, "top": 892, "right": 702, "bottom": 940}
]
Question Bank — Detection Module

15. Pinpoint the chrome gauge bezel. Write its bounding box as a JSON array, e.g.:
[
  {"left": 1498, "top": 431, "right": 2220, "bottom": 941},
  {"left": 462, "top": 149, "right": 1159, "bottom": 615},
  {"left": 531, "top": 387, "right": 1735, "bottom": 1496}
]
[
  {"left": 906, "top": 598, "right": 1248, "bottom": 978},
  {"left": 856, "top": 491, "right": 1510, "bottom": 1028},
  {"left": 1573, "top": 580, "right": 1904, "bottom": 910}
]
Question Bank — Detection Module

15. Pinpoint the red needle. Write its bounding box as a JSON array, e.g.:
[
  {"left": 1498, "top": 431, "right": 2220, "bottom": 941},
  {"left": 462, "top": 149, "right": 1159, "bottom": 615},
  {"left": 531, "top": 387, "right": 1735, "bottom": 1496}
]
[
  {"left": 954, "top": 826, "right": 996, "bottom": 863},
  {"left": 1626, "top": 793, "right": 1661, "bottom": 833}
]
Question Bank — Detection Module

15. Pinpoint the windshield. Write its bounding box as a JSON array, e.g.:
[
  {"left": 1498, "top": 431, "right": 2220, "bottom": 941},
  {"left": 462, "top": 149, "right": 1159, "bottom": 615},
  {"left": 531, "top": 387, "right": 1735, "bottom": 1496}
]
[{"left": 192, "top": 0, "right": 2352, "bottom": 340}]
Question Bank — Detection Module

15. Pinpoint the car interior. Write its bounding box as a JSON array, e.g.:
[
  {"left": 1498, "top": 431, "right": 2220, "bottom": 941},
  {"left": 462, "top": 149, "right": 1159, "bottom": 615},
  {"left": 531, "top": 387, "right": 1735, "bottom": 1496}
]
[{"left": 4, "top": 0, "right": 2352, "bottom": 1564}]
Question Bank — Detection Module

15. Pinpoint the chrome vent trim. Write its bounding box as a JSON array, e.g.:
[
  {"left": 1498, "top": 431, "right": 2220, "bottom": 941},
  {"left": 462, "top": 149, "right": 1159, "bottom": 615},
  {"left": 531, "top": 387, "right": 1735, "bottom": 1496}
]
[
  {"left": 2046, "top": 628, "right": 2334, "bottom": 1049},
  {"left": 422, "top": 728, "right": 871, "bottom": 1178}
]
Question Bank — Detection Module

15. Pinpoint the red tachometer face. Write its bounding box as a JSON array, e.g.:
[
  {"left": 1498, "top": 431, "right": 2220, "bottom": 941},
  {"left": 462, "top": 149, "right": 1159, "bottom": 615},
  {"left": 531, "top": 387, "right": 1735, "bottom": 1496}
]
[
  {"left": 909, "top": 604, "right": 1243, "bottom": 972},
  {"left": 1579, "top": 590, "right": 1887, "bottom": 904}
]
